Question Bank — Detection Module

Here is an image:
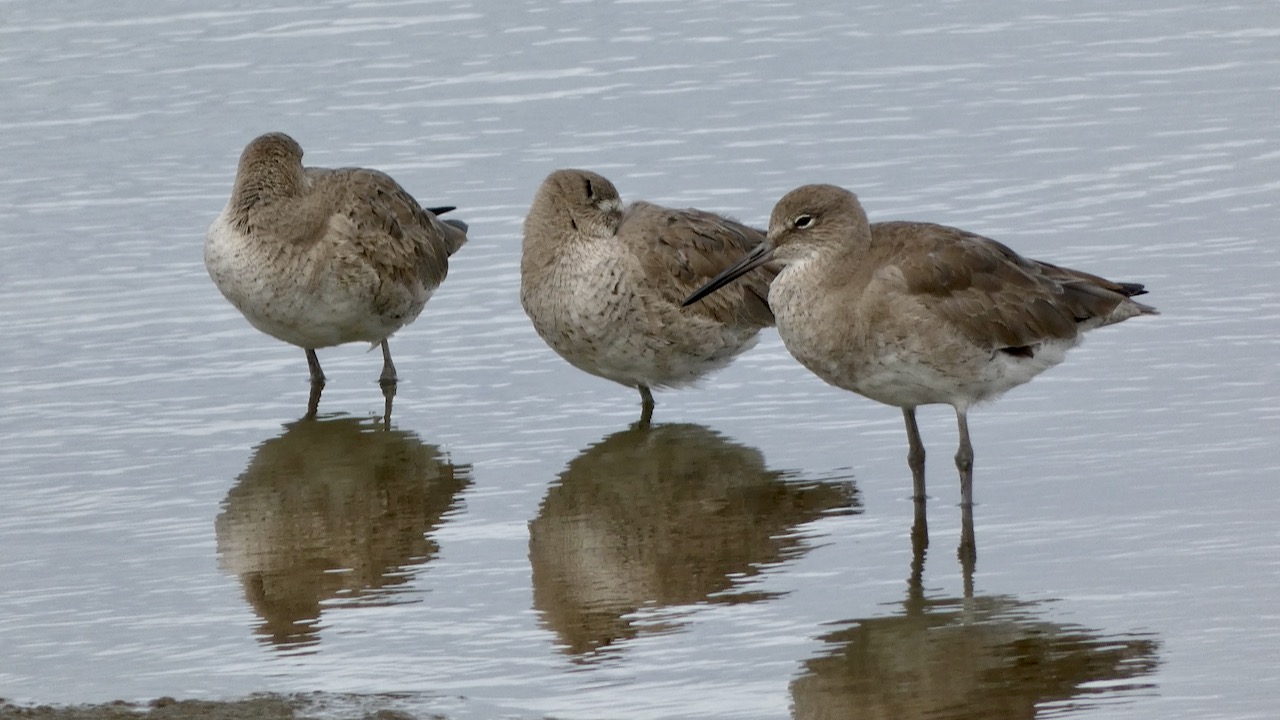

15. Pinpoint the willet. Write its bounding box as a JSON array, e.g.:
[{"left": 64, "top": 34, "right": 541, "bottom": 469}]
[
  {"left": 205, "top": 132, "right": 468, "bottom": 416},
  {"left": 521, "top": 169, "right": 775, "bottom": 422},
  {"left": 685, "top": 184, "right": 1157, "bottom": 506}
]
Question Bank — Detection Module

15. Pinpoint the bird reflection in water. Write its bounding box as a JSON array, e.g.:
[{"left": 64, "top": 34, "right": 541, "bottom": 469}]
[
  {"left": 790, "top": 524, "right": 1160, "bottom": 719},
  {"left": 529, "top": 422, "right": 859, "bottom": 662},
  {"left": 215, "top": 415, "right": 472, "bottom": 651}
]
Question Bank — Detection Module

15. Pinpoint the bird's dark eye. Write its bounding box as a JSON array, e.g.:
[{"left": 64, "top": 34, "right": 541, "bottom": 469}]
[
  {"left": 794, "top": 214, "right": 815, "bottom": 229},
  {"left": 585, "top": 180, "right": 597, "bottom": 200}
]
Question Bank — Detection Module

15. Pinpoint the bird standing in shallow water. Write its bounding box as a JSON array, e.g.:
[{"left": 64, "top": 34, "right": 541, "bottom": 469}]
[
  {"left": 204, "top": 132, "right": 468, "bottom": 417},
  {"left": 521, "top": 169, "right": 776, "bottom": 423},
  {"left": 685, "top": 184, "right": 1157, "bottom": 507}
]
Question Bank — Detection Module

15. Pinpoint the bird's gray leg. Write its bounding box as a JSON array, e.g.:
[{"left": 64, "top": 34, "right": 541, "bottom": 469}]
[
  {"left": 953, "top": 406, "right": 977, "bottom": 570},
  {"left": 379, "top": 340, "right": 398, "bottom": 418},
  {"left": 305, "top": 378, "right": 323, "bottom": 420},
  {"left": 907, "top": 503, "right": 928, "bottom": 613},
  {"left": 379, "top": 340, "right": 398, "bottom": 386},
  {"left": 911, "top": 488, "right": 929, "bottom": 552},
  {"left": 306, "top": 349, "right": 326, "bottom": 386},
  {"left": 637, "top": 385, "right": 655, "bottom": 427},
  {"left": 903, "top": 407, "right": 927, "bottom": 501},
  {"left": 958, "top": 500, "right": 977, "bottom": 584},
  {"left": 954, "top": 406, "right": 975, "bottom": 507},
  {"left": 305, "top": 349, "right": 326, "bottom": 418}
]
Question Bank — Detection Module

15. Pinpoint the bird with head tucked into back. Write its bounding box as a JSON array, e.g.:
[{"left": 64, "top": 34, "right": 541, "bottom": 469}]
[
  {"left": 521, "top": 168, "right": 776, "bottom": 423},
  {"left": 204, "top": 132, "right": 467, "bottom": 413}
]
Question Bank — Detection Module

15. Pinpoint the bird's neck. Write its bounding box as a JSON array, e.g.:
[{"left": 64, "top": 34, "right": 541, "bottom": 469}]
[{"left": 230, "top": 163, "right": 305, "bottom": 221}]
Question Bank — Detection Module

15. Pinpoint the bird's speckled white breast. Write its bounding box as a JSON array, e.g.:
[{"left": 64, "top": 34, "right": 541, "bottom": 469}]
[
  {"left": 204, "top": 207, "right": 419, "bottom": 349},
  {"left": 521, "top": 238, "right": 756, "bottom": 390}
]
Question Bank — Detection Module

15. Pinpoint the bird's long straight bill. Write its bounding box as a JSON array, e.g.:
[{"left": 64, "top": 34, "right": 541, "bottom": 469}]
[{"left": 682, "top": 243, "right": 775, "bottom": 307}]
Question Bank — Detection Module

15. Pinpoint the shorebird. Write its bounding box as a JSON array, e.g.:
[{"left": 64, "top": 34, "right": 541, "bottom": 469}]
[
  {"left": 205, "top": 132, "right": 468, "bottom": 415},
  {"left": 685, "top": 184, "right": 1157, "bottom": 506},
  {"left": 521, "top": 169, "right": 775, "bottom": 422}
]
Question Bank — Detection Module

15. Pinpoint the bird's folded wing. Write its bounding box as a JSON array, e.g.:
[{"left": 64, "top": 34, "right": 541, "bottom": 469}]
[
  {"left": 309, "top": 167, "right": 457, "bottom": 289},
  {"left": 890, "top": 223, "right": 1131, "bottom": 349},
  {"left": 624, "top": 201, "right": 775, "bottom": 327}
]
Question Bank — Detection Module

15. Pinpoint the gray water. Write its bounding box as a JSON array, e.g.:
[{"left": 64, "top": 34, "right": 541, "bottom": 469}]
[{"left": 1, "top": 1, "right": 1277, "bottom": 718}]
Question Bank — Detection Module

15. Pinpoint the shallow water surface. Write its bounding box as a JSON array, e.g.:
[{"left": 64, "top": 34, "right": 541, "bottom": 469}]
[{"left": 1, "top": 1, "right": 1277, "bottom": 719}]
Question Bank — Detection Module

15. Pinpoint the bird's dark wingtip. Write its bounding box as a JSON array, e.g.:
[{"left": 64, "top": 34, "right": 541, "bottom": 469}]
[{"left": 1116, "top": 281, "right": 1148, "bottom": 297}]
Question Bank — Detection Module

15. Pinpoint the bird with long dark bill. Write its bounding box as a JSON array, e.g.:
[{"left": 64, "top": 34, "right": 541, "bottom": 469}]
[{"left": 684, "top": 184, "right": 1156, "bottom": 505}]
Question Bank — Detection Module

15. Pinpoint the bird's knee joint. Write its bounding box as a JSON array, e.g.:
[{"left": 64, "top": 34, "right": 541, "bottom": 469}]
[{"left": 907, "top": 447, "right": 926, "bottom": 468}]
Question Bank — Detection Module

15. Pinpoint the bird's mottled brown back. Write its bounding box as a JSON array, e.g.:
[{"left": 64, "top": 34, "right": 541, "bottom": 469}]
[
  {"left": 305, "top": 167, "right": 463, "bottom": 293},
  {"left": 625, "top": 201, "right": 775, "bottom": 329},
  {"left": 878, "top": 221, "right": 1150, "bottom": 349}
]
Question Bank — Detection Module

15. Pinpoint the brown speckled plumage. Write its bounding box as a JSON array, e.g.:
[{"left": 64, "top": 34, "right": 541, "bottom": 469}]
[
  {"left": 205, "top": 132, "right": 467, "bottom": 413},
  {"left": 521, "top": 169, "right": 774, "bottom": 421}
]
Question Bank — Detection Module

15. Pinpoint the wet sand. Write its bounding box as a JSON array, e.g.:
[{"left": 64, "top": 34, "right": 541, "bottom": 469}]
[{"left": 0, "top": 695, "right": 439, "bottom": 720}]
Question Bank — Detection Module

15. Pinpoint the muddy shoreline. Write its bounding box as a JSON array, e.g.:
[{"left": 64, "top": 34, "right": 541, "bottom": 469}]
[{"left": 0, "top": 695, "right": 439, "bottom": 720}]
